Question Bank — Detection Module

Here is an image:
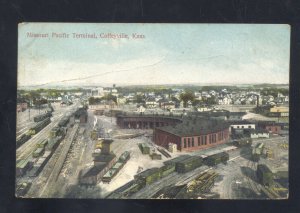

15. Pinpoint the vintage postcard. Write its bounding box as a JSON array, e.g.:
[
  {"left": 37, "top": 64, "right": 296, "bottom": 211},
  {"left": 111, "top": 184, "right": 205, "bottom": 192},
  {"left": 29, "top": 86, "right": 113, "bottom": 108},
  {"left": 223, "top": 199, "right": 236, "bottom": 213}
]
[{"left": 16, "top": 23, "right": 289, "bottom": 199}]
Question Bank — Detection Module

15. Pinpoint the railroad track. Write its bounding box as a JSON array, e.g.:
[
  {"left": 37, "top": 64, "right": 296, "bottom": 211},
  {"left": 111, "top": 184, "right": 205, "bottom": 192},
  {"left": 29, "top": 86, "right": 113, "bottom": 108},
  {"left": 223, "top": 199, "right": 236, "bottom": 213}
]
[
  {"left": 245, "top": 160, "right": 261, "bottom": 196},
  {"left": 16, "top": 113, "right": 65, "bottom": 159},
  {"left": 39, "top": 124, "right": 79, "bottom": 197}
]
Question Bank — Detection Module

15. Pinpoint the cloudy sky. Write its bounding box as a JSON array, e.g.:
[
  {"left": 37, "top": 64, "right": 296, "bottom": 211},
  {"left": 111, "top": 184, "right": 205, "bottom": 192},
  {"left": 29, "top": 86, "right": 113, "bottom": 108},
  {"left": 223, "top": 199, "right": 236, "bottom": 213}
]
[{"left": 18, "top": 23, "right": 290, "bottom": 87}]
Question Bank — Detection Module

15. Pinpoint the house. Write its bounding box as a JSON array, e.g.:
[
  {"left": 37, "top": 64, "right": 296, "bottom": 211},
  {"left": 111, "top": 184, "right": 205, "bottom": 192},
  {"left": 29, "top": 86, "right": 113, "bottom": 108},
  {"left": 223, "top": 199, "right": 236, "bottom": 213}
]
[
  {"left": 145, "top": 97, "right": 158, "bottom": 108},
  {"left": 17, "top": 102, "right": 28, "bottom": 112},
  {"left": 257, "top": 121, "right": 283, "bottom": 134}
]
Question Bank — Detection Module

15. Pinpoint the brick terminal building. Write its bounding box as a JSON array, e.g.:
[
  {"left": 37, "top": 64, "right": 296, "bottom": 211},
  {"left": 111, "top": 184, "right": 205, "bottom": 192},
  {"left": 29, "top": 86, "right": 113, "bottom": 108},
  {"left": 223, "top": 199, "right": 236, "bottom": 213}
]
[{"left": 154, "top": 117, "right": 230, "bottom": 152}]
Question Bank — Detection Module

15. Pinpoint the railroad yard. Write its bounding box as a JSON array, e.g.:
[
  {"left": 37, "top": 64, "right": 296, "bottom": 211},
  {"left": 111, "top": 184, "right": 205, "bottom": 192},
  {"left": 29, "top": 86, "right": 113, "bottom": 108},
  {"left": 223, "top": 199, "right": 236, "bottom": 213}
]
[{"left": 16, "top": 103, "right": 289, "bottom": 199}]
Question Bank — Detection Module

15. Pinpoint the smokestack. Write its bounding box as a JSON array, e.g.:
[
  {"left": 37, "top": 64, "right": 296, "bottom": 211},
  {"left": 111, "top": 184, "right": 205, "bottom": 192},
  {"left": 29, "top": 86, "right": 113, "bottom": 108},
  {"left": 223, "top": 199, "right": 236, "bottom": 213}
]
[{"left": 101, "top": 139, "right": 113, "bottom": 154}]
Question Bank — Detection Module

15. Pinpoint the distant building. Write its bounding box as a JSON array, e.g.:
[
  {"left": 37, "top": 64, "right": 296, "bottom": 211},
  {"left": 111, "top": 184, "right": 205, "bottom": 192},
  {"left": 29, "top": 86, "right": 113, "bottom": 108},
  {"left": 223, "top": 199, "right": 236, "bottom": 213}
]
[
  {"left": 257, "top": 121, "right": 283, "bottom": 134},
  {"left": 269, "top": 106, "right": 289, "bottom": 117},
  {"left": 17, "top": 102, "right": 28, "bottom": 113},
  {"left": 145, "top": 97, "right": 158, "bottom": 108},
  {"left": 250, "top": 129, "right": 270, "bottom": 139}
]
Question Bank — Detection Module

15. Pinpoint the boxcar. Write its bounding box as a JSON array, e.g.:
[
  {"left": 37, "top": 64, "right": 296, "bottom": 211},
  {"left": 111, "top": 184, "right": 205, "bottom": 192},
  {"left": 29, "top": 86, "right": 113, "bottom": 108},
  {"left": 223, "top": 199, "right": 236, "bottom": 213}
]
[
  {"left": 134, "top": 167, "right": 161, "bottom": 185},
  {"left": 32, "top": 147, "right": 45, "bottom": 158},
  {"left": 233, "top": 138, "right": 252, "bottom": 147},
  {"left": 28, "top": 118, "right": 51, "bottom": 135},
  {"left": 139, "top": 143, "right": 150, "bottom": 154},
  {"left": 175, "top": 156, "right": 203, "bottom": 173},
  {"left": 16, "top": 159, "right": 32, "bottom": 177},
  {"left": 160, "top": 164, "right": 175, "bottom": 178},
  {"left": 119, "top": 151, "right": 130, "bottom": 163},
  {"left": 204, "top": 152, "right": 229, "bottom": 166},
  {"left": 16, "top": 134, "right": 31, "bottom": 148},
  {"left": 37, "top": 139, "right": 48, "bottom": 148},
  {"left": 33, "top": 112, "right": 52, "bottom": 122}
]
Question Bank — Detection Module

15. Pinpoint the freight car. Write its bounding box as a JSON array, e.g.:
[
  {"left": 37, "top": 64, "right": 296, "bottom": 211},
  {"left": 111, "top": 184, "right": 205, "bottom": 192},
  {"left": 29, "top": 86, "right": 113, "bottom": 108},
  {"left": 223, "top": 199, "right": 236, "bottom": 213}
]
[
  {"left": 46, "top": 136, "right": 63, "bottom": 151},
  {"left": 49, "top": 127, "right": 62, "bottom": 138},
  {"left": 16, "top": 159, "right": 33, "bottom": 177},
  {"left": 28, "top": 117, "right": 51, "bottom": 135},
  {"left": 33, "top": 112, "right": 52, "bottom": 122},
  {"left": 257, "top": 164, "right": 273, "bottom": 186},
  {"left": 102, "top": 162, "right": 125, "bottom": 183},
  {"left": 58, "top": 116, "right": 69, "bottom": 127},
  {"left": 232, "top": 137, "right": 252, "bottom": 147},
  {"left": 32, "top": 147, "right": 45, "bottom": 158},
  {"left": 203, "top": 152, "right": 229, "bottom": 166},
  {"left": 134, "top": 167, "right": 162, "bottom": 185},
  {"left": 160, "top": 164, "right": 175, "bottom": 177},
  {"left": 122, "top": 180, "right": 145, "bottom": 198},
  {"left": 175, "top": 156, "right": 203, "bottom": 173},
  {"left": 164, "top": 155, "right": 191, "bottom": 166},
  {"left": 30, "top": 153, "right": 51, "bottom": 177},
  {"left": 119, "top": 151, "right": 130, "bottom": 163},
  {"left": 16, "top": 134, "right": 31, "bottom": 148},
  {"left": 139, "top": 143, "right": 150, "bottom": 154},
  {"left": 102, "top": 151, "right": 131, "bottom": 183},
  {"left": 36, "top": 139, "right": 48, "bottom": 149}
]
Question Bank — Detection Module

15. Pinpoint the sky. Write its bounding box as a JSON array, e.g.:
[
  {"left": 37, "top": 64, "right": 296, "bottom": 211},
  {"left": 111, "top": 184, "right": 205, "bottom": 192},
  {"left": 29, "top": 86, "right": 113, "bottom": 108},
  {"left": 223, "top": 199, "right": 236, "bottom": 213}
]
[{"left": 18, "top": 23, "right": 290, "bottom": 87}]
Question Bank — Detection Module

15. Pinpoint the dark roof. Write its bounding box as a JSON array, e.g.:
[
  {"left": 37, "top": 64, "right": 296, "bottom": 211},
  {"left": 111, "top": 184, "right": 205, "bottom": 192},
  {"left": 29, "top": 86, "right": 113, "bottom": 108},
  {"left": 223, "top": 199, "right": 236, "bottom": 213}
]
[
  {"left": 250, "top": 128, "right": 269, "bottom": 134},
  {"left": 257, "top": 121, "right": 283, "bottom": 127},
  {"left": 135, "top": 167, "right": 160, "bottom": 178},
  {"left": 228, "top": 120, "right": 255, "bottom": 125},
  {"left": 188, "top": 110, "right": 230, "bottom": 118},
  {"left": 156, "top": 117, "right": 230, "bottom": 137},
  {"left": 80, "top": 164, "right": 107, "bottom": 178}
]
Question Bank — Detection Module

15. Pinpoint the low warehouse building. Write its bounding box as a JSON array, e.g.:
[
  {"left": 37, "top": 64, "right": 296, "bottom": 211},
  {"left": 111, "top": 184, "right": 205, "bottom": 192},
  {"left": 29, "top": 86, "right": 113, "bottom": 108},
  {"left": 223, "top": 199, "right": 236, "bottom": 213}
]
[
  {"left": 250, "top": 129, "right": 270, "bottom": 139},
  {"left": 154, "top": 117, "right": 230, "bottom": 152}
]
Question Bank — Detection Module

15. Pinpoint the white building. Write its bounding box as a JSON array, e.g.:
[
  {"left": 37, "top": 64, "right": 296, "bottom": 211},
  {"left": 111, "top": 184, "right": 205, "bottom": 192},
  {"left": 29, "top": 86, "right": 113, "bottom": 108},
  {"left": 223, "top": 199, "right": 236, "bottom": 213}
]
[{"left": 250, "top": 130, "right": 269, "bottom": 139}]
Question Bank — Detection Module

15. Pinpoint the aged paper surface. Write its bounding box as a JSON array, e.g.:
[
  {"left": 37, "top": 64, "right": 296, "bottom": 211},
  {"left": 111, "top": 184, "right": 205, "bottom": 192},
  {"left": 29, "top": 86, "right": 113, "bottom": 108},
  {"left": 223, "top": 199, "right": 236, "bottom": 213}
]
[{"left": 16, "top": 23, "right": 289, "bottom": 199}]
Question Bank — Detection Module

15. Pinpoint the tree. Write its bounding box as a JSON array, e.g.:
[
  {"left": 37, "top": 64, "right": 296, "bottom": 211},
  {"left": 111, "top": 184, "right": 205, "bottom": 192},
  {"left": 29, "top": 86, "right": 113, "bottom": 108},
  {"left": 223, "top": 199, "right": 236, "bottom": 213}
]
[
  {"left": 179, "top": 91, "right": 195, "bottom": 107},
  {"left": 134, "top": 94, "right": 145, "bottom": 104}
]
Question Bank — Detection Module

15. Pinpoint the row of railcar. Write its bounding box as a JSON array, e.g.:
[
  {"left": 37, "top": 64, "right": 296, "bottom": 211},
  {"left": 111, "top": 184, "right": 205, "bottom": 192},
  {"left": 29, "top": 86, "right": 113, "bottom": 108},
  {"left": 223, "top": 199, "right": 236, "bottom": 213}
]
[
  {"left": 33, "top": 112, "right": 52, "bottom": 122},
  {"left": 28, "top": 117, "right": 51, "bottom": 135},
  {"left": 116, "top": 151, "right": 230, "bottom": 198},
  {"left": 58, "top": 116, "right": 70, "bottom": 127},
  {"left": 16, "top": 134, "right": 31, "bottom": 149},
  {"left": 16, "top": 106, "right": 54, "bottom": 149},
  {"left": 102, "top": 151, "right": 131, "bottom": 183},
  {"left": 134, "top": 164, "right": 176, "bottom": 187},
  {"left": 203, "top": 152, "right": 229, "bottom": 167},
  {"left": 16, "top": 115, "right": 70, "bottom": 178}
]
